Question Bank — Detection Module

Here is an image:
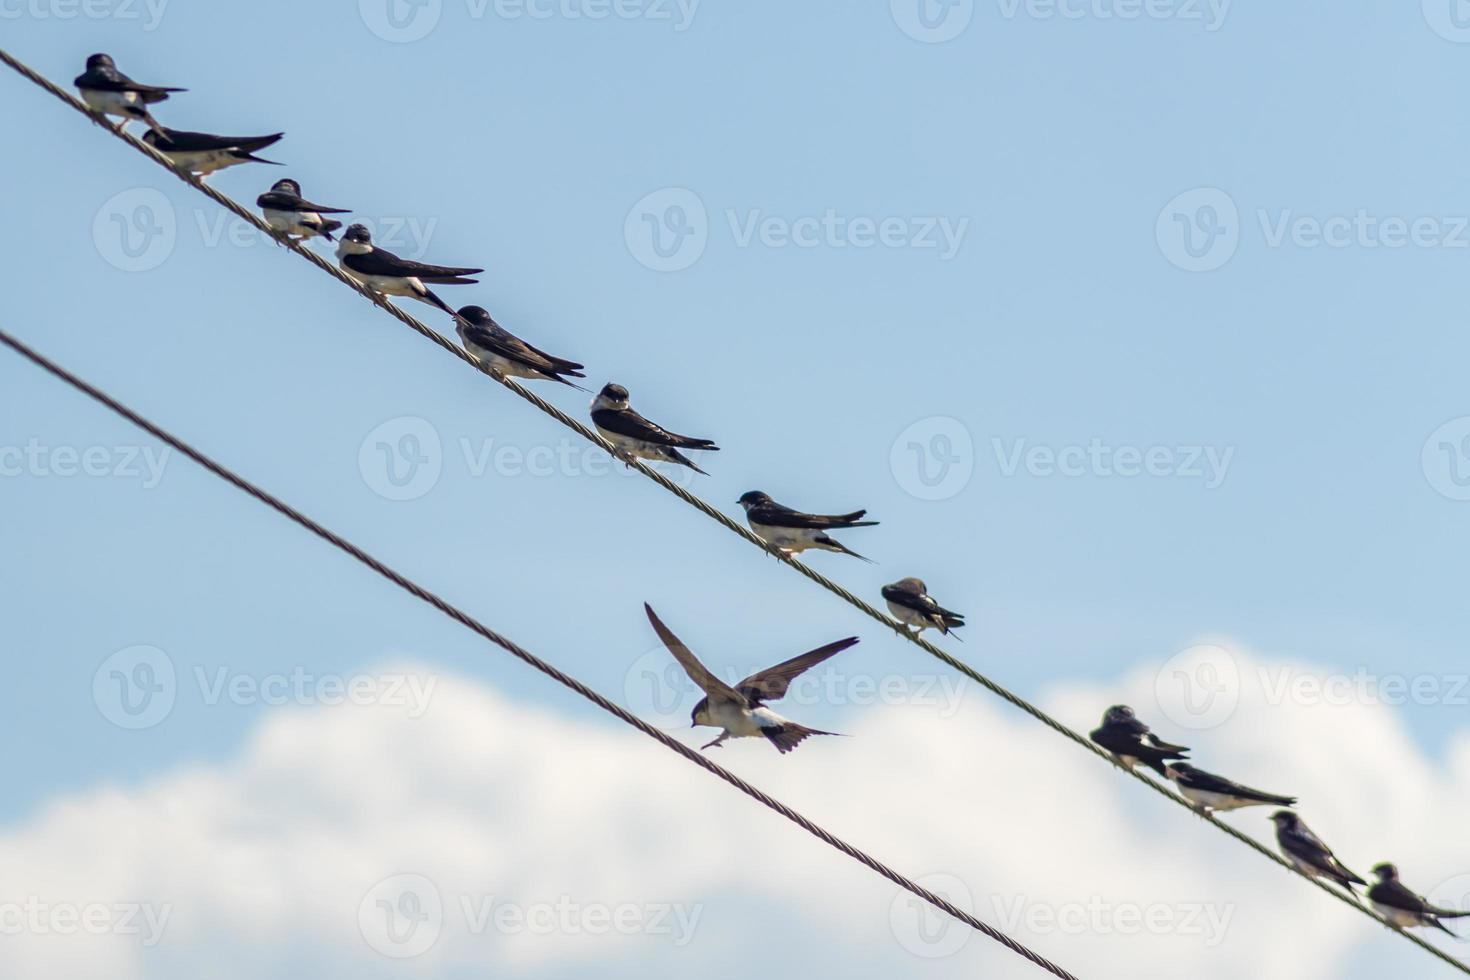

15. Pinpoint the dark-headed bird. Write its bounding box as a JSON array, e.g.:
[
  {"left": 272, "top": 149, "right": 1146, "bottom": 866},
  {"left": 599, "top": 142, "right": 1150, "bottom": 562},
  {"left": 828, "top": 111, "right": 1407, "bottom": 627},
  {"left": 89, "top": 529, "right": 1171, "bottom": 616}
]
[
  {"left": 456, "top": 306, "right": 587, "bottom": 390},
  {"left": 143, "top": 126, "right": 283, "bottom": 176},
  {"left": 257, "top": 179, "right": 350, "bottom": 242},
  {"left": 73, "top": 53, "right": 184, "bottom": 132},
  {"left": 644, "top": 603, "right": 855, "bottom": 754},
  {"left": 1368, "top": 863, "right": 1470, "bottom": 934},
  {"left": 882, "top": 577, "right": 965, "bottom": 636},
  {"left": 1089, "top": 704, "right": 1189, "bottom": 777},
  {"left": 1271, "top": 811, "right": 1366, "bottom": 891},
  {"left": 1164, "top": 762, "right": 1296, "bottom": 813},
  {"left": 335, "top": 224, "right": 481, "bottom": 319},
  {"left": 737, "top": 490, "right": 877, "bottom": 561},
  {"left": 590, "top": 384, "right": 718, "bottom": 474}
]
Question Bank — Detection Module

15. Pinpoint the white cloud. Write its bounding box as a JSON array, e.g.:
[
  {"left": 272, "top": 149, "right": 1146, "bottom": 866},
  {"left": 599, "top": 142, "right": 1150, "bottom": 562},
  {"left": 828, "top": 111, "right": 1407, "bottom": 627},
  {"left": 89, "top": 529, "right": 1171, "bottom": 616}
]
[{"left": 3, "top": 646, "right": 1469, "bottom": 979}]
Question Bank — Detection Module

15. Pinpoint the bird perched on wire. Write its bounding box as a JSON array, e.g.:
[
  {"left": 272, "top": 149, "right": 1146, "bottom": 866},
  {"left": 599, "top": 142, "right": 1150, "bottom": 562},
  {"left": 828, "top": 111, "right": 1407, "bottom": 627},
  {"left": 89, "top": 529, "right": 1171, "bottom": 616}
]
[
  {"left": 335, "top": 224, "right": 481, "bottom": 320},
  {"left": 1163, "top": 762, "right": 1296, "bottom": 813},
  {"left": 590, "top": 384, "right": 718, "bottom": 474},
  {"left": 456, "top": 306, "right": 587, "bottom": 390},
  {"left": 257, "top": 178, "right": 350, "bottom": 242},
  {"left": 142, "top": 126, "right": 283, "bottom": 177},
  {"left": 1367, "top": 863, "right": 1470, "bottom": 934},
  {"left": 736, "top": 491, "right": 877, "bottom": 561},
  {"left": 882, "top": 577, "right": 964, "bottom": 636},
  {"left": 644, "top": 603, "right": 855, "bottom": 754},
  {"left": 1088, "top": 704, "right": 1189, "bottom": 776},
  {"left": 1270, "top": 811, "right": 1366, "bottom": 891},
  {"left": 73, "top": 53, "right": 183, "bottom": 132}
]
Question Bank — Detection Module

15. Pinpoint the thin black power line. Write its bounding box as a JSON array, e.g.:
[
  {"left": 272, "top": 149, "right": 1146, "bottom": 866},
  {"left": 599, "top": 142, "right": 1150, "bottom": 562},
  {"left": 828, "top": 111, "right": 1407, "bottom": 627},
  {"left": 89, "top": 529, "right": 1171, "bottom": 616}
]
[
  {"left": 0, "top": 326, "right": 1080, "bottom": 980},
  {"left": 3, "top": 46, "right": 1464, "bottom": 974}
]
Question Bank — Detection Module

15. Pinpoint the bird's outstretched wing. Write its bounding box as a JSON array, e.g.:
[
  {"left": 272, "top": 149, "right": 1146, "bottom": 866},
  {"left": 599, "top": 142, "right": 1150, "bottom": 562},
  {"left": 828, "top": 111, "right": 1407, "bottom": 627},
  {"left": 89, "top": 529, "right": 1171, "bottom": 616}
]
[
  {"left": 644, "top": 604, "right": 746, "bottom": 707},
  {"left": 737, "top": 637, "right": 859, "bottom": 704}
]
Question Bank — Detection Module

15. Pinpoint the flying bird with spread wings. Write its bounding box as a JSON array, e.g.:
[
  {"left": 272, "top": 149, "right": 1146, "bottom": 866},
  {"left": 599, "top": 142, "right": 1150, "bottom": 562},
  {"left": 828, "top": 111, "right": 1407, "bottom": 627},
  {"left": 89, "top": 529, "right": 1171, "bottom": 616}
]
[{"left": 643, "top": 603, "right": 856, "bottom": 754}]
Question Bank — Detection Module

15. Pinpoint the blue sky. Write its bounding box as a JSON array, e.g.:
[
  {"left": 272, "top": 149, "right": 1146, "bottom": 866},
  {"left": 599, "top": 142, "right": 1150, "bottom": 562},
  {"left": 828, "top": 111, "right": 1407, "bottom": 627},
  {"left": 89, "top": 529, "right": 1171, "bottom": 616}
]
[{"left": 4, "top": 3, "right": 1470, "bottom": 978}]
